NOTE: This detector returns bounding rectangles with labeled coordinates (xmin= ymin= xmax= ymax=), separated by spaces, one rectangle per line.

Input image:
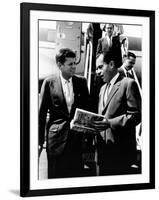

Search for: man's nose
xmin=96 ymin=69 xmax=102 ymax=76
xmin=71 ymin=64 xmax=76 ymax=69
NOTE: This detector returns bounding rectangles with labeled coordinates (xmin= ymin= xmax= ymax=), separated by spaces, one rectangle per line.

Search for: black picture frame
xmin=20 ymin=2 xmax=155 ymax=197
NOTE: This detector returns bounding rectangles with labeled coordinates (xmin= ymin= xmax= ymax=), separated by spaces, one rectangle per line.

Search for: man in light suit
xmin=39 ymin=48 xmax=90 ymax=178
xmin=96 ymin=23 xmax=122 ymax=67
xmin=93 ymin=51 xmax=141 ymax=175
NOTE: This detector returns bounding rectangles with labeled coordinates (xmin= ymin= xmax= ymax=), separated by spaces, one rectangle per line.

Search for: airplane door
xmin=56 ymin=21 xmax=82 ymax=63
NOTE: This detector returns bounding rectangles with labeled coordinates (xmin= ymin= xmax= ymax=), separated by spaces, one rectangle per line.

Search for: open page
xmin=70 ymin=108 xmax=105 ymax=134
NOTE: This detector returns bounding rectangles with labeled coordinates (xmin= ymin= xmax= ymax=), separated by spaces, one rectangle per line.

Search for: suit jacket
xmin=118 ymin=66 xmax=135 ymax=79
xmin=98 ymin=74 xmax=141 ymax=164
xmin=39 ymin=73 xmax=90 ymax=157
xmin=96 ymin=35 xmax=122 ymax=66
xmin=118 ymin=66 xmax=142 ymax=89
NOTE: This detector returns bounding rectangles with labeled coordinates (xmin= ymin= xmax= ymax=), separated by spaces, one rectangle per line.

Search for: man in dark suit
xmin=93 ymin=51 xmax=141 ymax=175
xmin=118 ymin=51 xmax=142 ymax=171
xmin=119 ymin=51 xmax=136 ymax=78
xmin=96 ymin=23 xmax=122 ymax=67
xmin=119 ymin=51 xmax=141 ymax=87
xmin=39 ymin=48 xmax=90 ymax=178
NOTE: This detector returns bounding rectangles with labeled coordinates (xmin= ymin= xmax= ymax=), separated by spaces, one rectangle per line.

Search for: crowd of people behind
xmin=39 ymin=23 xmax=142 ymax=179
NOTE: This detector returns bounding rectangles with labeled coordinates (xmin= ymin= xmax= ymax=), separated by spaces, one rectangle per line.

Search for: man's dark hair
xmin=56 ymin=48 xmax=76 ymax=65
xmin=124 ymin=51 xmax=136 ymax=59
xmin=103 ymin=50 xmax=121 ymax=68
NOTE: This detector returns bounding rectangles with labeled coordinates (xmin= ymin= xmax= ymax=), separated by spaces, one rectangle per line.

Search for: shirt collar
xmin=106 ymin=35 xmax=112 ymax=40
xmin=109 ymin=72 xmax=120 ymax=86
xmin=121 ymin=64 xmax=127 ymax=73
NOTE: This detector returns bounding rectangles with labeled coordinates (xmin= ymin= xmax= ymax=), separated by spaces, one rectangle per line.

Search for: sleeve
xmin=39 ymin=79 xmax=50 ymax=146
xmin=109 ymin=80 xmax=141 ymax=130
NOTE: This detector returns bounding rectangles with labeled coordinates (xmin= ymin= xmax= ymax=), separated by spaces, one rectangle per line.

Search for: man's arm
xmin=109 ymin=79 xmax=141 ymax=130
xmin=39 ymin=79 xmax=50 ymax=147
xmin=93 ymin=79 xmax=141 ymax=132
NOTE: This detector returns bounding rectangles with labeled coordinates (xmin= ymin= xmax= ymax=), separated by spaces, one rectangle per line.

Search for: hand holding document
xmin=93 ymin=118 xmax=110 ymax=132
xmin=70 ymin=108 xmax=105 ymax=134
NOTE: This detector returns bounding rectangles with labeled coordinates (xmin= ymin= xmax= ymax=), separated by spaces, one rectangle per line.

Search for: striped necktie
xmin=100 ymin=82 xmax=114 ymax=143
xmin=126 ymin=70 xmax=134 ymax=79
xmin=103 ymin=83 xmax=111 ymax=108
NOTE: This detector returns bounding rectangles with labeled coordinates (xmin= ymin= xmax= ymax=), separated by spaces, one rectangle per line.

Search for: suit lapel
xmin=70 ymin=76 xmax=78 ymax=112
xmin=72 ymin=76 xmax=77 ymax=95
xmin=102 ymin=75 xmax=123 ymax=115
xmin=56 ymin=76 xmax=64 ymax=100
xmin=53 ymin=75 xmax=69 ymax=114
xmin=105 ymin=82 xmax=120 ymax=107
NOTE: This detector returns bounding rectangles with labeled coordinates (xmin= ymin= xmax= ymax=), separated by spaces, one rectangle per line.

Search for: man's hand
xmin=93 ymin=118 xmax=110 ymax=132
xmin=70 ymin=119 xmax=98 ymax=134
xmin=70 ymin=119 xmax=75 ymax=130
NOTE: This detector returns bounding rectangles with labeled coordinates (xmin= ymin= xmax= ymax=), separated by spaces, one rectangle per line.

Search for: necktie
xmin=126 ymin=70 xmax=134 ymax=79
xmin=65 ymin=81 xmax=74 ymax=112
xmin=103 ymin=83 xmax=111 ymax=108
xmin=100 ymin=83 xmax=114 ymax=143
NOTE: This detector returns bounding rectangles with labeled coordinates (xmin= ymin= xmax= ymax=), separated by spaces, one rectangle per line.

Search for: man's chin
xmin=70 ymin=73 xmax=75 ymax=77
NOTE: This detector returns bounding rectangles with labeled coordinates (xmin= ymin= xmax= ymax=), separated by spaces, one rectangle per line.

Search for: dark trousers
xmin=97 ymin=139 xmax=136 ymax=176
xmin=48 ymin=152 xmax=83 ymax=178
xmin=47 ymin=131 xmax=84 ymax=179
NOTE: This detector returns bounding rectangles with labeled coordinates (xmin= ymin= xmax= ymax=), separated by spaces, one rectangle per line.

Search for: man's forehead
xmin=106 ymin=24 xmax=113 ymax=28
xmin=65 ymin=57 xmax=76 ymax=62
xmin=128 ymin=56 xmax=136 ymax=61
xmin=96 ymin=54 xmax=104 ymax=67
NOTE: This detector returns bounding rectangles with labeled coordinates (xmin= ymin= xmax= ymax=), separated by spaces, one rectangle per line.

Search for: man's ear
xmin=57 ymin=62 xmax=61 ymax=68
xmin=109 ymin=60 xmax=115 ymax=69
xmin=122 ymin=56 xmax=127 ymax=63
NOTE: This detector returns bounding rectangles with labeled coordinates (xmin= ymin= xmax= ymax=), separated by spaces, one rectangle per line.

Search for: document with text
xmin=70 ymin=108 xmax=105 ymax=134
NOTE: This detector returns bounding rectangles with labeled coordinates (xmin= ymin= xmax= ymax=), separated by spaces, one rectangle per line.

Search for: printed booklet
xmin=70 ymin=108 xmax=105 ymax=134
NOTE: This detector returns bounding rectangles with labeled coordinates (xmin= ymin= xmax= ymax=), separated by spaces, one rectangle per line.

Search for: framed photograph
xmin=20 ymin=2 xmax=155 ymax=197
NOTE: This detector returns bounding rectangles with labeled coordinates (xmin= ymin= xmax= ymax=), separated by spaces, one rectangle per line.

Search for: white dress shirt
xmin=106 ymin=35 xmax=112 ymax=48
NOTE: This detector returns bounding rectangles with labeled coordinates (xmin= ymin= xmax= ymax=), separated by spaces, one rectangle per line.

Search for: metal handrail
xmin=132 ymin=68 xmax=142 ymax=96
xmin=84 ymin=43 xmax=90 ymax=79
xmin=87 ymin=41 xmax=93 ymax=92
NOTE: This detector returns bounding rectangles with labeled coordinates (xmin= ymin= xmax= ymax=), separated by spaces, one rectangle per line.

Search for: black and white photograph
xmin=20 ymin=2 xmax=155 ymax=197
xmin=38 ymin=20 xmax=142 ymax=179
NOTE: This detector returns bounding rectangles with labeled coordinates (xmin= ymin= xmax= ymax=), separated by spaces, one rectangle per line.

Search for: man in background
xmin=119 ymin=51 xmax=142 ymax=170
xmin=119 ymin=51 xmax=136 ymax=78
xmin=96 ymin=23 xmax=122 ymax=67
